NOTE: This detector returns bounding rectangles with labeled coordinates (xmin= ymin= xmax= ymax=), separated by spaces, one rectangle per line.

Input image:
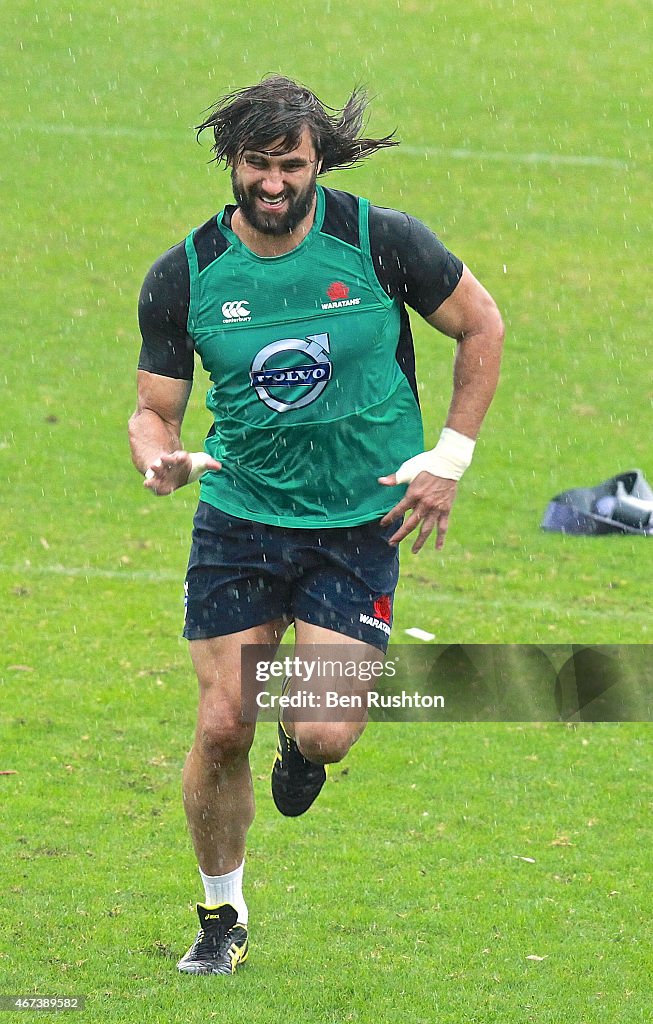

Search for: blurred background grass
xmin=3 ymin=0 xmax=650 ymax=644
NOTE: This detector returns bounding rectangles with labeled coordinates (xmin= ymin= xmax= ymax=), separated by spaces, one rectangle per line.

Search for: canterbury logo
xmin=221 ymin=300 xmax=251 ymax=319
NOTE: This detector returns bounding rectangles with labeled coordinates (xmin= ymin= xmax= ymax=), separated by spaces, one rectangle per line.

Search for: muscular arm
xmin=380 ymin=265 xmax=504 ymax=551
xmin=128 ymin=371 xmax=220 ymax=495
xmin=427 ymin=265 xmax=504 ymax=439
xmin=129 ymin=370 xmax=191 ymax=471
xmin=131 ymin=240 xmax=219 ymax=495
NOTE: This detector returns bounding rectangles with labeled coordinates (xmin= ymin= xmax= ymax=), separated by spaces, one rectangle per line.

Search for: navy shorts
xmin=183 ymin=501 xmax=400 ymax=652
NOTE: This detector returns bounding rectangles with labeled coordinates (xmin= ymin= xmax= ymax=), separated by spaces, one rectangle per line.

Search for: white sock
xmin=199 ymin=861 xmax=248 ymax=925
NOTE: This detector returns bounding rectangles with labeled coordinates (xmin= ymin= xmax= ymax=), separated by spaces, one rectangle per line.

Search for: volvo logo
xmin=250 ymin=333 xmax=332 ymax=413
xmin=222 ymin=299 xmax=251 ymax=321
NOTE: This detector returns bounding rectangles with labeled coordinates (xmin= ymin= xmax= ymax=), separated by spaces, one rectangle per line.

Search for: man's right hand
xmin=144 ymin=450 xmax=221 ymax=496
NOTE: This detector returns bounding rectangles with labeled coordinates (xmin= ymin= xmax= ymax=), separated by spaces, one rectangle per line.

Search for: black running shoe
xmin=271 ymin=718 xmax=326 ymax=817
xmin=177 ymin=903 xmax=248 ymax=975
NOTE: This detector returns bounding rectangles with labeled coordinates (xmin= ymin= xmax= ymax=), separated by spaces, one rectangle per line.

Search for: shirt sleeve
xmin=368 ymin=205 xmax=463 ymax=318
xmin=137 ymin=242 xmax=195 ymax=380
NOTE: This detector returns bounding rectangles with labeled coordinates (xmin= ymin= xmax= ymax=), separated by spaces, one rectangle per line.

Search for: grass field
xmin=1 ymin=0 xmax=651 ymax=1020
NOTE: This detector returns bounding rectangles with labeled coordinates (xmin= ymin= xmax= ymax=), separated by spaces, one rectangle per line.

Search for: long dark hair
xmin=196 ymin=75 xmax=399 ymax=173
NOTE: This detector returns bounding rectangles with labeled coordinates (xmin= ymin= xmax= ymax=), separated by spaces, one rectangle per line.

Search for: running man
xmin=128 ymin=75 xmax=504 ymax=975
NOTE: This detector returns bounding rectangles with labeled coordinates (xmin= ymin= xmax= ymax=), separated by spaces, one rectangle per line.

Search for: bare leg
xmin=287 ymin=620 xmax=383 ymax=765
xmin=182 ymin=619 xmax=287 ymax=875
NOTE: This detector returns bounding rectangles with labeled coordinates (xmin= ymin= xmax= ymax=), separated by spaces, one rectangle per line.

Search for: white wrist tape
xmin=187 ymin=452 xmax=214 ymax=484
xmin=394 ymin=428 xmax=476 ymax=484
xmin=144 ymin=451 xmax=213 ymax=484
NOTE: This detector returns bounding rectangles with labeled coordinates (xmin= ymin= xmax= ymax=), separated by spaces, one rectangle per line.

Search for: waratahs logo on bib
xmin=327 ymin=281 xmax=349 ymax=301
xmin=322 ymin=281 xmax=361 ymax=310
xmin=249 ymin=333 xmax=332 ymax=413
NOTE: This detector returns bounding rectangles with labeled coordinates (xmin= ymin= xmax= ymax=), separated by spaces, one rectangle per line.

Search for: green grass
xmin=1 ymin=0 xmax=651 ymax=1020
xmin=2 ymin=700 xmax=652 ymax=1022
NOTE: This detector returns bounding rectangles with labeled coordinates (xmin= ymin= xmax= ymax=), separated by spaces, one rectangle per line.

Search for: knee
xmin=195 ymin=712 xmax=254 ymax=769
xmin=294 ymin=722 xmax=360 ymax=765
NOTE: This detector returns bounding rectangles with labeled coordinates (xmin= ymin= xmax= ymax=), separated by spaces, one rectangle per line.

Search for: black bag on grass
xmin=541 ymin=469 xmax=653 ymax=536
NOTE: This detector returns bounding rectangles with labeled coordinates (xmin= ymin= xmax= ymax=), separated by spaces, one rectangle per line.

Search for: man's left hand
xmin=378 ymin=472 xmax=458 ymax=552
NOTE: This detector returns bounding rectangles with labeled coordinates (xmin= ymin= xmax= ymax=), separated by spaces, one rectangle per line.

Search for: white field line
xmin=9 ymin=121 xmax=630 ymax=169
xmin=0 ymin=562 xmax=647 ymax=623
xmin=0 ymin=563 xmax=179 ymax=581
xmin=399 ymin=144 xmax=630 ymax=170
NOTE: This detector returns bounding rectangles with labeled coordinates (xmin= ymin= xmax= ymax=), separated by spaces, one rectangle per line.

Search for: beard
xmin=231 ymin=166 xmax=318 ymax=236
